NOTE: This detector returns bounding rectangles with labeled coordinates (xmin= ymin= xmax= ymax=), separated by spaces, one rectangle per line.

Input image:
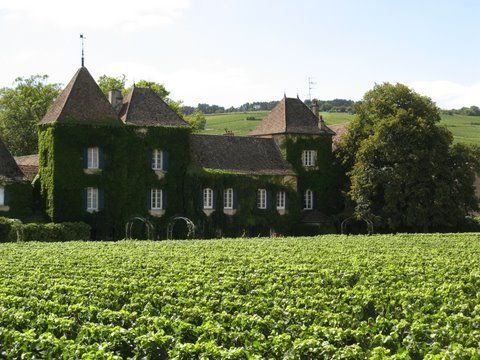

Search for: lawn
xmin=1 ymin=234 xmax=479 ymax=358
xmin=202 ymin=111 xmax=480 ymax=146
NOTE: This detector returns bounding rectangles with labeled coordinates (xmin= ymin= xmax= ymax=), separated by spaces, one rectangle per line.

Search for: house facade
xmin=3 ymin=66 xmax=341 ymax=239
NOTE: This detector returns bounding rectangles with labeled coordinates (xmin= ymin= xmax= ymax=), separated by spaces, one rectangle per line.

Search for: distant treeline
xmin=183 ymin=99 xmax=357 ymax=115
xmin=184 ymin=100 xmax=480 ymax=116
xmin=442 ymin=106 xmax=480 ymax=116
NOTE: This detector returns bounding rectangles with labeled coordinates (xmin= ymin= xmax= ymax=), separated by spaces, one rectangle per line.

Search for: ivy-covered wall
xmin=38 ymin=123 xmax=341 ymax=239
xmin=0 ymin=181 xmax=33 ymax=219
xmin=184 ymin=167 xmax=300 ymax=238
xmin=38 ymin=123 xmax=191 ymax=239
xmin=280 ymin=134 xmax=343 ymax=215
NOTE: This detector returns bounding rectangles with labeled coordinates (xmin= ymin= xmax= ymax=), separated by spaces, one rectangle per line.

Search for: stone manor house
xmin=0 ymin=66 xmax=343 ymax=239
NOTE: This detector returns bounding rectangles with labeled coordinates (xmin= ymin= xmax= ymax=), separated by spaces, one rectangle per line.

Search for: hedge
xmin=0 ymin=218 xmax=91 ymax=242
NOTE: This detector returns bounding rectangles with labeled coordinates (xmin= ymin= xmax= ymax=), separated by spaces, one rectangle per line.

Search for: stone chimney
xmin=311 ymin=99 xmax=319 ymax=118
xmin=318 ymin=115 xmax=326 ymax=129
xmin=108 ymin=89 xmax=123 ymax=112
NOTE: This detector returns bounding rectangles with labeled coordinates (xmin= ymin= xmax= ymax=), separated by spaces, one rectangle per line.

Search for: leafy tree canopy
xmin=97 ymin=74 xmax=126 ymax=96
xmin=0 ymin=75 xmax=61 ymax=156
xmin=185 ymin=110 xmax=207 ymax=131
xmin=338 ymin=83 xmax=480 ymax=232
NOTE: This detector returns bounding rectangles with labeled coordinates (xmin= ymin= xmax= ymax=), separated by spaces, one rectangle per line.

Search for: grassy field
xmin=1 ymin=234 xmax=480 ymax=358
xmin=202 ymin=111 xmax=480 ymax=146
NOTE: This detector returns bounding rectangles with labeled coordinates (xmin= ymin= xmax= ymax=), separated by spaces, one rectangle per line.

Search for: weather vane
xmin=80 ymin=34 xmax=86 ymax=67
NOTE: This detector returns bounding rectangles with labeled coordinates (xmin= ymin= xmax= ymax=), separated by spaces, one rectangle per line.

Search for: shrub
xmin=19 ymin=222 xmax=91 ymax=241
xmin=0 ymin=220 xmax=91 ymax=242
xmin=0 ymin=217 xmax=19 ymax=242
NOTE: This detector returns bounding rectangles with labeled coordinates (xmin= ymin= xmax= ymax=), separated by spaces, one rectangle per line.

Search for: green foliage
xmin=340 ymin=83 xmax=480 ymax=232
xmin=0 ymin=75 xmax=61 ymax=155
xmin=0 ymin=181 xmax=33 ymax=220
xmin=284 ymin=135 xmax=343 ymax=215
xmin=38 ymin=123 xmax=192 ymax=239
xmin=185 ymin=110 xmax=207 ymax=131
xmin=1 ymin=234 xmax=480 ymax=357
xmin=97 ymin=74 xmax=127 ymax=96
xmin=14 ymin=222 xmax=91 ymax=241
xmin=126 ymin=80 xmax=170 ymax=99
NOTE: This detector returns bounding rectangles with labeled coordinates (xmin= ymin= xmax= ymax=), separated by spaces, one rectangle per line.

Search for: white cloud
xmin=409 ymin=80 xmax=480 ymax=109
xmin=0 ymin=0 xmax=190 ymax=32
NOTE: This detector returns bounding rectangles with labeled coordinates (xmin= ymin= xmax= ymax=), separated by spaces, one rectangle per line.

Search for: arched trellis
xmin=341 ymin=216 xmax=374 ymax=235
xmin=125 ymin=216 xmax=155 ymax=240
xmin=166 ymin=216 xmax=196 ymax=240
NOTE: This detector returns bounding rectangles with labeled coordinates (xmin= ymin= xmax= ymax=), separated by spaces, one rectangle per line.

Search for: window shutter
xmin=256 ymin=190 xmax=260 ymax=209
xmin=285 ymin=193 xmax=289 ymax=210
xmin=233 ymin=189 xmax=238 ymax=209
xmin=83 ymin=148 xmax=88 ymax=168
xmin=99 ymin=148 xmax=105 ymax=169
xmin=162 ymin=189 xmax=168 ymax=209
xmin=266 ymin=190 xmax=273 ymax=209
xmin=4 ymin=189 xmax=10 ymax=206
xmin=147 ymin=189 xmax=152 ymax=210
xmin=147 ymin=149 xmax=153 ymax=169
xmin=199 ymin=189 xmax=204 ymax=209
xmin=82 ymin=188 xmax=87 ymax=211
xmin=163 ymin=151 xmax=169 ymax=171
xmin=99 ymin=189 xmax=105 ymax=210
xmin=212 ymin=189 xmax=217 ymax=209
xmin=312 ymin=191 xmax=317 ymax=210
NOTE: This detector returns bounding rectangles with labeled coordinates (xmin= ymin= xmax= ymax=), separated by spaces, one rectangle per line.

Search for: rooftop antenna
xmin=308 ymin=77 xmax=316 ymax=101
xmin=80 ymin=34 xmax=86 ymax=67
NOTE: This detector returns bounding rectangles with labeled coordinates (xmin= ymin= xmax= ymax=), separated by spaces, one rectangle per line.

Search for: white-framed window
xmin=304 ymin=189 xmax=313 ymax=210
xmin=87 ymin=147 xmax=99 ymax=169
xmin=276 ymin=191 xmax=286 ymax=210
xmin=152 ymin=149 xmax=163 ymax=170
xmin=257 ymin=189 xmax=267 ymax=209
xmin=151 ymin=189 xmax=163 ymax=210
xmin=203 ymin=188 xmax=213 ymax=209
xmin=87 ymin=187 xmax=99 ymax=212
xmin=0 ymin=186 xmax=4 ymax=206
xmin=302 ymin=150 xmax=317 ymax=167
xmin=224 ymin=188 xmax=234 ymax=209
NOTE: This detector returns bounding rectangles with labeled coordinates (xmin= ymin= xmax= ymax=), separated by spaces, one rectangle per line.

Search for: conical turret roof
xmin=40 ymin=67 xmax=118 ymax=124
xmin=250 ymin=96 xmax=335 ymax=136
xmin=0 ymin=136 xmax=25 ymax=182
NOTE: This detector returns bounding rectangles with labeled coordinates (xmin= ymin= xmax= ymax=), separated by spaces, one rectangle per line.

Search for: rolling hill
xmin=201 ymin=111 xmax=480 ymax=146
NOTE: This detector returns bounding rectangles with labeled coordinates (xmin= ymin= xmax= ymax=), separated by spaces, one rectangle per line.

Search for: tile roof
xmin=250 ymin=97 xmax=335 ymax=136
xmin=119 ymin=87 xmax=189 ymax=127
xmin=190 ymin=134 xmax=295 ymax=176
xmin=0 ymin=137 xmax=26 ymax=182
xmin=40 ymin=67 xmax=118 ymax=124
xmin=14 ymin=155 xmax=39 ymax=181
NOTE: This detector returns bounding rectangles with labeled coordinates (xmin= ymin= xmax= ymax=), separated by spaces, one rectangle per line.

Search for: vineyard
xmin=1 ymin=234 xmax=480 ymax=358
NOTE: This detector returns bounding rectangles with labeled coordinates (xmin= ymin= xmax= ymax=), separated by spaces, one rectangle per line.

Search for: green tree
xmin=127 ymin=80 xmax=169 ymax=99
xmin=97 ymin=74 xmax=126 ymax=96
xmin=185 ymin=110 xmax=207 ymax=131
xmin=0 ymin=75 xmax=61 ymax=155
xmin=339 ymin=83 xmax=480 ymax=232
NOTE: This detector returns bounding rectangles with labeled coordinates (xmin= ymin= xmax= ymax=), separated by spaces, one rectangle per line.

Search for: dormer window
xmin=87 ymin=147 xmax=99 ymax=169
xmin=152 ymin=149 xmax=163 ymax=170
xmin=302 ymin=150 xmax=317 ymax=168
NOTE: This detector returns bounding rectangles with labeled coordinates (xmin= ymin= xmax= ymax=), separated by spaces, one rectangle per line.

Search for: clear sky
xmin=0 ymin=0 xmax=479 ymax=108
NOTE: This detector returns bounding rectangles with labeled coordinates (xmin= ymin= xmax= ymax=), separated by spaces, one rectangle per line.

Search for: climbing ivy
xmin=37 ymin=124 xmax=339 ymax=239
